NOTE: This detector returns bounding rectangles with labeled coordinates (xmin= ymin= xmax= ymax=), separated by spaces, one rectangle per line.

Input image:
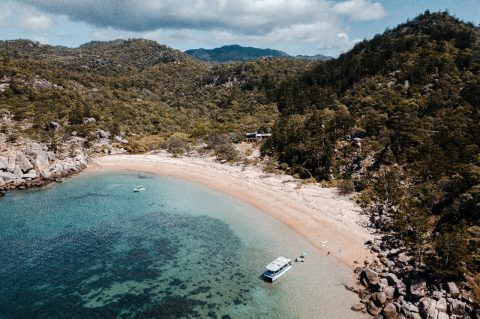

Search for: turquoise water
xmin=0 ymin=171 xmax=363 ymax=319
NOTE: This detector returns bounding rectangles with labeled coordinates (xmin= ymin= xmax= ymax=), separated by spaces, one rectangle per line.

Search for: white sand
xmin=90 ymin=152 xmax=373 ymax=268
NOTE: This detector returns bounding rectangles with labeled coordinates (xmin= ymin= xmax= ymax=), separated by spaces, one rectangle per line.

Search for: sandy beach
xmin=91 ymin=152 xmax=374 ymax=268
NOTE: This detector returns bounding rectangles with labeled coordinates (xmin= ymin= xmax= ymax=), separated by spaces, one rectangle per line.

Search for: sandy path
xmin=90 ymin=153 xmax=373 ymax=268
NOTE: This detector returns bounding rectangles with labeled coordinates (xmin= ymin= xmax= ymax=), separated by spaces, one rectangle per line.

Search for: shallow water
xmin=0 ymin=171 xmax=364 ymax=318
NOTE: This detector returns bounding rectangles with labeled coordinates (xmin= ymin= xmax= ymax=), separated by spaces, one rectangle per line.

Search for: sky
xmin=0 ymin=0 xmax=478 ymax=56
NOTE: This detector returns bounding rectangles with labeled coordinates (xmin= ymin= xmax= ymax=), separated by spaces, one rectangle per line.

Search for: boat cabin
xmin=263 ymin=256 xmax=292 ymax=282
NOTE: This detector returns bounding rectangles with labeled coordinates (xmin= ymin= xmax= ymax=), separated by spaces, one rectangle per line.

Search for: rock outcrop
xmin=348 ymin=231 xmax=478 ymax=318
xmin=346 ymin=182 xmax=479 ymax=319
xmin=351 ymin=262 xmax=476 ymax=319
xmin=0 ymin=138 xmax=88 ymax=191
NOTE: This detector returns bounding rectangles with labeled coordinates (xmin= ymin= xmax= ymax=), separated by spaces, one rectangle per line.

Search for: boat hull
xmin=263 ymin=264 xmax=292 ymax=282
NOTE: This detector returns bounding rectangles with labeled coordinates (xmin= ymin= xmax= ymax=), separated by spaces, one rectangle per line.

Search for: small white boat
xmin=133 ymin=185 xmax=146 ymax=192
xmin=263 ymin=256 xmax=292 ymax=282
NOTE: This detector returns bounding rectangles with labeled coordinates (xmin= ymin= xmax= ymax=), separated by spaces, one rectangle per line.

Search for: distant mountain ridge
xmin=185 ymin=44 xmax=332 ymax=62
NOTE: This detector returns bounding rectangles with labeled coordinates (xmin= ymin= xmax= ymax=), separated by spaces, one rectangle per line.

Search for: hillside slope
xmin=265 ymin=11 xmax=480 ymax=300
xmin=186 ymin=44 xmax=332 ymax=62
xmin=0 ymin=39 xmax=311 ymax=151
xmin=185 ymin=44 xmax=289 ymax=62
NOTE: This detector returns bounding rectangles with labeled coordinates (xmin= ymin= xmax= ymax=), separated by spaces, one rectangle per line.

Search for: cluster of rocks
xmin=0 ymin=118 xmax=134 ymax=193
xmin=347 ymin=234 xmax=478 ymax=319
xmin=0 ymin=140 xmax=87 ymax=192
xmin=349 ymin=262 xmax=476 ymax=319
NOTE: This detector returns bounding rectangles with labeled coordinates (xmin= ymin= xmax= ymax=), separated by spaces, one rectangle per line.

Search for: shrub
xmin=162 ymin=134 xmax=190 ymax=156
xmin=337 ymin=179 xmax=356 ymax=195
xmin=204 ymin=133 xmax=238 ymax=161
xmin=137 ymin=135 xmax=165 ymax=151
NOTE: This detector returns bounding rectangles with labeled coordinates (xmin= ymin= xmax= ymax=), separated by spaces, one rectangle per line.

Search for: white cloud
xmin=8 ymin=0 xmax=388 ymax=55
xmin=14 ymin=0 xmax=386 ymax=32
xmin=332 ymin=0 xmax=387 ymax=21
xmin=19 ymin=12 xmax=53 ymax=33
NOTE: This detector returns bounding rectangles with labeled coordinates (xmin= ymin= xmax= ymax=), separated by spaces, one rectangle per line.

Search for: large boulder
xmin=385 ymin=286 xmax=396 ymax=300
xmin=351 ymin=303 xmax=366 ymax=313
xmin=446 ymin=282 xmax=460 ymax=298
xmin=409 ymin=278 xmax=427 ymax=299
xmin=16 ymin=153 xmax=33 ymax=172
xmin=383 ymin=273 xmax=401 ymax=286
xmin=0 ymin=176 xmax=4 ymax=187
xmin=30 ymin=149 xmax=50 ymax=174
xmin=406 ymin=313 xmax=421 ymax=319
xmin=431 ymin=291 xmax=444 ymax=300
xmin=437 ymin=312 xmax=448 ymax=319
xmin=380 ymin=278 xmax=389 ymax=289
xmin=6 ymin=155 xmax=16 ymax=172
xmin=402 ymin=302 xmax=419 ymax=314
xmin=13 ymin=164 xmax=23 ymax=177
xmin=419 ymin=298 xmax=440 ymax=319
xmin=375 ymin=291 xmax=387 ymax=305
xmin=40 ymin=169 xmax=51 ymax=179
xmin=427 ymin=308 xmax=438 ymax=319
xmin=0 ymin=171 xmax=15 ymax=183
xmin=364 ymin=268 xmax=381 ymax=285
xmin=419 ymin=298 xmax=432 ymax=318
xmin=368 ymin=300 xmax=382 ymax=316
xmin=388 ymin=248 xmax=402 ymax=256
xmin=383 ymin=303 xmax=399 ymax=319
xmin=449 ymin=299 xmax=465 ymax=316
xmin=397 ymin=280 xmax=408 ymax=296
xmin=397 ymin=253 xmax=412 ymax=264
xmin=435 ymin=298 xmax=447 ymax=313
xmin=23 ymin=169 xmax=37 ymax=179
xmin=114 ymin=135 xmax=129 ymax=144
xmin=96 ymin=129 xmax=111 ymax=139
xmin=74 ymin=154 xmax=87 ymax=167
xmin=46 ymin=151 xmax=55 ymax=162
xmin=0 ymin=155 xmax=6 ymax=170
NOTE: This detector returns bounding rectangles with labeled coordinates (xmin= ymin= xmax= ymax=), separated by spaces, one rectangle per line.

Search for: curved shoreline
xmin=90 ymin=153 xmax=374 ymax=269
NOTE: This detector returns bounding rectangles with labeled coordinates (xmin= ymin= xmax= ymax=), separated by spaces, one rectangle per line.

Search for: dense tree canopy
xmin=264 ymin=11 xmax=480 ymax=298
xmin=0 ymin=39 xmax=310 ymax=147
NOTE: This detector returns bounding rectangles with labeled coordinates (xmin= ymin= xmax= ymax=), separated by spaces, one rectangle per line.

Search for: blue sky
xmin=0 ymin=0 xmax=478 ymax=56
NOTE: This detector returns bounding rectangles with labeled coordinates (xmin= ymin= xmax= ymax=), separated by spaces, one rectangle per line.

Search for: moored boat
xmin=263 ymin=256 xmax=292 ymax=282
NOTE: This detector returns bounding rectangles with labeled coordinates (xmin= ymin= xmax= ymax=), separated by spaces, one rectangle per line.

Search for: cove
xmin=0 ymin=171 xmax=364 ymax=319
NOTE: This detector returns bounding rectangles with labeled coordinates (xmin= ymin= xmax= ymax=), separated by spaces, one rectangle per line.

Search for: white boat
xmin=263 ymin=256 xmax=292 ymax=282
xmin=133 ymin=185 xmax=146 ymax=192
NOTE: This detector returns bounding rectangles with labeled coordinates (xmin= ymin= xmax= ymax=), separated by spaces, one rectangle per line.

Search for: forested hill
xmin=185 ymin=44 xmax=332 ymax=62
xmin=185 ymin=44 xmax=289 ymax=62
xmin=264 ymin=11 xmax=480 ymax=298
xmin=0 ymin=38 xmax=311 ymax=151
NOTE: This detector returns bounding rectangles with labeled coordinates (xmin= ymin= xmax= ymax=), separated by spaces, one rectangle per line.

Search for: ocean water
xmin=0 ymin=171 xmax=364 ymax=319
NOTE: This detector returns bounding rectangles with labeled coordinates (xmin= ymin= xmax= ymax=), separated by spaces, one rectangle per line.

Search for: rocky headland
xmin=0 ymin=136 xmax=88 ymax=193
xmin=348 ymin=206 xmax=479 ymax=319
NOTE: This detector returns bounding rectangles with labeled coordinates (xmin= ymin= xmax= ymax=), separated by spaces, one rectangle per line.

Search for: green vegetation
xmin=185 ymin=44 xmax=289 ymax=62
xmin=264 ymin=11 xmax=480 ymax=298
xmin=185 ymin=44 xmax=332 ymax=62
xmin=0 ymin=39 xmax=311 ymax=147
xmin=1 ymin=11 xmax=478 ymax=300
